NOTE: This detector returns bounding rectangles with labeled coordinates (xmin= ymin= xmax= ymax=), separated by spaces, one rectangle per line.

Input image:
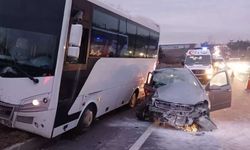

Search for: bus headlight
xmin=32 ymin=99 xmax=40 ymax=106
xmin=18 ymin=94 xmax=50 ymax=112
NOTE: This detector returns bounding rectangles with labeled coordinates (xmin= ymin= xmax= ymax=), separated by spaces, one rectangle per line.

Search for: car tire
xmin=136 ymin=100 xmax=150 ymax=121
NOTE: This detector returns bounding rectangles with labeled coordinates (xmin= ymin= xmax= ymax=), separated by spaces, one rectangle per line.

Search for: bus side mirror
xmin=67 ymin=24 xmax=83 ymax=59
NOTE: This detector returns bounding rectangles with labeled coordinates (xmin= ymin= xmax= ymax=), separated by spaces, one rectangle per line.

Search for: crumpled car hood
xmin=156 ymin=82 xmax=204 ymax=105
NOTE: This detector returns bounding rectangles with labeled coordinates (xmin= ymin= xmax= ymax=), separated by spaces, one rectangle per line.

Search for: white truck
xmin=184 ymin=49 xmax=214 ymax=84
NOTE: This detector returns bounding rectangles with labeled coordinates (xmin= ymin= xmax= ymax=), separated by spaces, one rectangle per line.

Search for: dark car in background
xmin=136 ymin=68 xmax=232 ymax=130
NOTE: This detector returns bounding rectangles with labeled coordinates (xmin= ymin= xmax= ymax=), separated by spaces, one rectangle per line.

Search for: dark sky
xmin=101 ymin=0 xmax=250 ymax=44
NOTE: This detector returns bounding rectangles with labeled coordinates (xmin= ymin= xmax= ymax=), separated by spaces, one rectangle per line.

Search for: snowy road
xmin=139 ymin=77 xmax=250 ymax=150
xmin=42 ymin=76 xmax=250 ymax=150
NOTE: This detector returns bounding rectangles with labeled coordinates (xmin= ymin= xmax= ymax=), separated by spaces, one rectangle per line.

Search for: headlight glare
xmin=32 ymin=99 xmax=40 ymax=106
xmin=205 ymin=68 xmax=213 ymax=75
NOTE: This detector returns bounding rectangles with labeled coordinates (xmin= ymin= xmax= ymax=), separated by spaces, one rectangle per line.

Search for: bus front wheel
xmin=77 ymin=107 xmax=95 ymax=131
xmin=82 ymin=109 xmax=94 ymax=128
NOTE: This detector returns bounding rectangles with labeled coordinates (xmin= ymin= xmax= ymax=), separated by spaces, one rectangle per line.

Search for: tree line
xmin=227 ymin=40 xmax=250 ymax=51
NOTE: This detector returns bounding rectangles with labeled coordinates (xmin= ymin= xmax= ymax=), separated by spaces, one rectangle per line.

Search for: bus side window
xmin=89 ymin=29 xmax=118 ymax=57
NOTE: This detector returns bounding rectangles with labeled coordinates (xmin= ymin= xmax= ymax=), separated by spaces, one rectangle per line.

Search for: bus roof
xmin=87 ymin=0 xmax=160 ymax=32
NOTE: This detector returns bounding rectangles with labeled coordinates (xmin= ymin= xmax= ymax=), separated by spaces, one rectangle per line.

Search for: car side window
xmin=210 ymin=72 xmax=228 ymax=87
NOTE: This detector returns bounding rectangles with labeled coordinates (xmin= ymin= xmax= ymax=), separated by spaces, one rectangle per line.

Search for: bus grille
xmin=0 ymin=102 xmax=14 ymax=119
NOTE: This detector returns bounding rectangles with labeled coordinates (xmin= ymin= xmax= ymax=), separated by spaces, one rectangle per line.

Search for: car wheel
xmin=136 ymin=106 xmax=149 ymax=121
xmin=136 ymin=99 xmax=150 ymax=121
xmin=129 ymin=92 xmax=138 ymax=108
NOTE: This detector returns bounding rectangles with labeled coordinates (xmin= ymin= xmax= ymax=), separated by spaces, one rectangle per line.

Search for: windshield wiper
xmin=11 ymin=59 xmax=39 ymax=84
xmin=15 ymin=65 xmax=39 ymax=84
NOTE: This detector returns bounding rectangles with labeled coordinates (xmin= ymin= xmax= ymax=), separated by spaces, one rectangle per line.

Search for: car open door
xmin=206 ymin=71 xmax=232 ymax=111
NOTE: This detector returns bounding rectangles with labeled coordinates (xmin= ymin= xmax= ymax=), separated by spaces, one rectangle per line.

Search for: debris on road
xmin=196 ymin=116 xmax=217 ymax=131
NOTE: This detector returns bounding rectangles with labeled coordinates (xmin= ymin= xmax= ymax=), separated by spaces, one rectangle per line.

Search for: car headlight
xmin=205 ymin=68 xmax=213 ymax=75
xmin=205 ymin=68 xmax=214 ymax=79
xmin=214 ymin=62 xmax=220 ymax=67
xmin=195 ymin=101 xmax=210 ymax=111
xmin=195 ymin=101 xmax=208 ymax=108
xmin=17 ymin=94 xmax=50 ymax=112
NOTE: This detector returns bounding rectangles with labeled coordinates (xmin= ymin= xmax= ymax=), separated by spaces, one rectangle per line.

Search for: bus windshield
xmin=0 ymin=0 xmax=66 ymax=77
xmin=185 ymin=55 xmax=211 ymax=66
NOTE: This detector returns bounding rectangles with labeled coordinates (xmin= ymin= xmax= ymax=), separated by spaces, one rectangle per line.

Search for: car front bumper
xmin=149 ymin=102 xmax=208 ymax=128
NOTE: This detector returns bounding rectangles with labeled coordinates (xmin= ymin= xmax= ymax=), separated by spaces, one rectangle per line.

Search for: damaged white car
xmin=136 ymin=68 xmax=232 ymax=131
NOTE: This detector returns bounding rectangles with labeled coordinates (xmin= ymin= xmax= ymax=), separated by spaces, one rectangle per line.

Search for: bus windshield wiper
xmin=11 ymin=59 xmax=39 ymax=84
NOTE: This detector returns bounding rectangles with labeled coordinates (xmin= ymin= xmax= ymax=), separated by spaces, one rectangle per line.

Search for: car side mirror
xmin=67 ymin=24 xmax=83 ymax=59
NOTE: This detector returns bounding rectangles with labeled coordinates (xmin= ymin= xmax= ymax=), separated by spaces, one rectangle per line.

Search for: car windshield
xmin=152 ymin=68 xmax=200 ymax=88
xmin=0 ymin=0 xmax=65 ymax=77
xmin=185 ymin=55 xmax=211 ymax=66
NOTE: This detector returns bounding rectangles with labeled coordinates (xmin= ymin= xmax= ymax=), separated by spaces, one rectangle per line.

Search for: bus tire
xmin=76 ymin=106 xmax=95 ymax=131
xmin=129 ymin=92 xmax=138 ymax=108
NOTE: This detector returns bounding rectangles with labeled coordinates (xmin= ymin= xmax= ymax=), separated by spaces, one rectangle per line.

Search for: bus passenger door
xmin=54 ymin=6 xmax=92 ymax=129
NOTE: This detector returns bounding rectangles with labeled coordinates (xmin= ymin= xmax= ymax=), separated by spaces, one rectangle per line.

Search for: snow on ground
xmin=107 ymin=117 xmax=150 ymax=128
xmin=152 ymin=127 xmax=221 ymax=150
xmin=145 ymin=78 xmax=250 ymax=150
xmin=151 ymin=114 xmax=250 ymax=150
